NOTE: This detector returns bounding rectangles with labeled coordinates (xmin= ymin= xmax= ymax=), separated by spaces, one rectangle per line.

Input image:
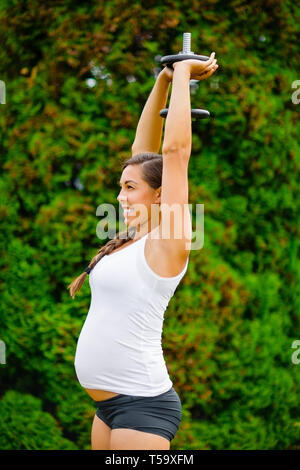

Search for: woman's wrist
xmin=158 ymin=67 xmax=173 ymax=84
xmin=173 ymin=61 xmax=191 ymax=75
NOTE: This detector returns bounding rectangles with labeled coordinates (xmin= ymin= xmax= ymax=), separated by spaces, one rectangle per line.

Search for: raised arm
xmin=162 ymin=53 xmax=217 ymax=159
xmin=131 ymin=68 xmax=172 ymax=155
xmin=158 ymin=54 xmax=218 ymax=256
xmin=162 ymin=64 xmax=192 ymax=159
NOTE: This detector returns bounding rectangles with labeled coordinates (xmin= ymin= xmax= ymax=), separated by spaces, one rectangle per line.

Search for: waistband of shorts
xmin=94 ymin=386 xmax=174 ymax=407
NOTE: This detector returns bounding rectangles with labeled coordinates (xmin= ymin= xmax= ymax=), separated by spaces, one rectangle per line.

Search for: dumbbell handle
xmin=161 ymin=32 xmax=209 ymax=69
xmin=182 ymin=32 xmax=192 ymax=54
xmin=159 ymin=32 xmax=212 ymax=120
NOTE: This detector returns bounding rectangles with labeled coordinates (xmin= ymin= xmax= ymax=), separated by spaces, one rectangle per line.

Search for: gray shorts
xmin=94 ymin=386 xmax=182 ymax=442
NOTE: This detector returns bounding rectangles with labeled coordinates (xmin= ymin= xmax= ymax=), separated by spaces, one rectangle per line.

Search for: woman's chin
xmin=123 ymin=216 xmax=134 ymax=228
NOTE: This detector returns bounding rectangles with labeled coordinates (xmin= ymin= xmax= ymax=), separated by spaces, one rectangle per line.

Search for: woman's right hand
xmin=173 ymin=52 xmax=218 ymax=80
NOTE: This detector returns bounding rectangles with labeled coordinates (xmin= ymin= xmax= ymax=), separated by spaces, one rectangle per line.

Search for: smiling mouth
xmin=122 ymin=207 xmax=134 ymax=215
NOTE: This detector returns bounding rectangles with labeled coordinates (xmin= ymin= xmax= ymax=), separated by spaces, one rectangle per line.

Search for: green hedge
xmin=0 ymin=0 xmax=299 ymax=450
xmin=0 ymin=390 xmax=77 ymax=450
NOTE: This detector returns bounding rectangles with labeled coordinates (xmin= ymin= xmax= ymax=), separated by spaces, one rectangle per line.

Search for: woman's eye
xmin=119 ymin=185 xmax=133 ymax=190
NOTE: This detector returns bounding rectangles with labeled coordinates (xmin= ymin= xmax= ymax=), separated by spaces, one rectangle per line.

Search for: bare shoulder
xmin=144 ymin=226 xmax=190 ymax=278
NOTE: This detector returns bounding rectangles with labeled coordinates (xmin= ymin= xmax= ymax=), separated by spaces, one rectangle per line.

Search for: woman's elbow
xmin=162 ymin=144 xmax=191 ymax=160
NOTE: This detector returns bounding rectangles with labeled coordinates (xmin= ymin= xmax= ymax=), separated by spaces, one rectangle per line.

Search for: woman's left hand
xmin=160 ymin=56 xmax=218 ymax=83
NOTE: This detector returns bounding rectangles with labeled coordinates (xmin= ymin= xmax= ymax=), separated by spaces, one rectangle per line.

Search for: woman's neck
xmin=130 ymin=218 xmax=160 ymax=240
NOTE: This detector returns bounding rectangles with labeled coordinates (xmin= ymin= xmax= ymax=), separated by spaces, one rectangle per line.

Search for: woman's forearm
xmin=131 ymin=72 xmax=171 ymax=155
xmin=162 ymin=64 xmax=191 ymax=155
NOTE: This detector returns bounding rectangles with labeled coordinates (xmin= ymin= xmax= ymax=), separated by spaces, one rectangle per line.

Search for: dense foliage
xmin=0 ymin=0 xmax=299 ymax=450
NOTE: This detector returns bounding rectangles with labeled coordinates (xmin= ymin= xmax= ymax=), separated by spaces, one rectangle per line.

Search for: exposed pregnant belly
xmin=84 ymin=388 xmax=120 ymax=401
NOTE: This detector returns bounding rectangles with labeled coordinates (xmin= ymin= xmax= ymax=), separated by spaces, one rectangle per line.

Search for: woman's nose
xmin=117 ymin=191 xmax=127 ymax=203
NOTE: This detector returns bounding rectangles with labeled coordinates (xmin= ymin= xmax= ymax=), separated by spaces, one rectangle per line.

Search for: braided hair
xmin=68 ymin=152 xmax=162 ymax=299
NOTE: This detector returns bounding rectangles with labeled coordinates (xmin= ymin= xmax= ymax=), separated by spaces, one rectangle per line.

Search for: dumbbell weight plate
xmin=160 ymin=54 xmax=210 ymax=69
xmin=160 ymin=108 xmax=210 ymax=119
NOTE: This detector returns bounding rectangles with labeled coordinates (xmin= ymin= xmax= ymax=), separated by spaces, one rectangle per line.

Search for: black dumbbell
xmin=159 ymin=108 xmax=210 ymax=119
xmin=160 ymin=32 xmax=211 ymax=119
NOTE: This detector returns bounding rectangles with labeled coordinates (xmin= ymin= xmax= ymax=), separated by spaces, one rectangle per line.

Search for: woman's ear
xmin=155 ymin=187 xmax=161 ymax=204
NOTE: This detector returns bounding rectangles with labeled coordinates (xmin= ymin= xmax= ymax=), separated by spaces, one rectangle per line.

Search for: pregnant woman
xmin=68 ymin=52 xmax=218 ymax=450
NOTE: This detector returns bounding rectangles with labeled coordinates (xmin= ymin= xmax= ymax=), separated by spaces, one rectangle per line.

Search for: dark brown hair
xmin=68 ymin=152 xmax=162 ymax=298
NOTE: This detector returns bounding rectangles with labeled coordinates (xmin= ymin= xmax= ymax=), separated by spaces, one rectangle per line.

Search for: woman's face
xmin=117 ymin=164 xmax=161 ymax=228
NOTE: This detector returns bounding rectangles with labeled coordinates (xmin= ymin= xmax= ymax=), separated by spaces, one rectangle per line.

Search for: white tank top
xmin=74 ymin=231 xmax=189 ymax=396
